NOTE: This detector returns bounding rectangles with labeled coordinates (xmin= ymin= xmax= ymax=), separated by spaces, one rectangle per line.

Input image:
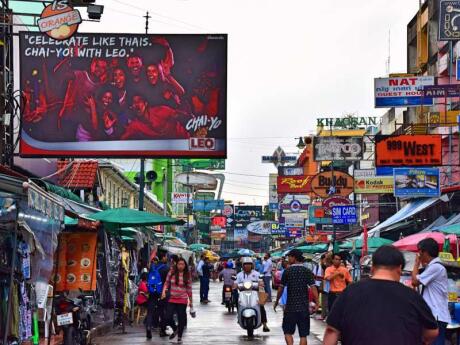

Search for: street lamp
xmin=296 ymin=137 xmax=306 ymax=150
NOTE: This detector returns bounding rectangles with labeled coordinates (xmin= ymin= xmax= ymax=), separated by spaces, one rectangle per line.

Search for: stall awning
xmin=368 ymin=198 xmax=439 ymax=238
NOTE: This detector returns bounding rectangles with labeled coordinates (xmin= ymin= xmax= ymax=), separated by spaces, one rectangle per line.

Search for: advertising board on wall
xmin=278 ymin=166 xmax=304 ymax=176
xmin=277 ymin=175 xmax=313 ymax=194
xmin=234 ymin=205 xmax=263 ymax=222
xmin=354 ymin=176 xmax=394 ymax=194
xmin=171 ymin=192 xmax=192 ymax=204
xmin=374 ymin=76 xmax=434 ymax=108
xmin=311 ymin=171 xmax=354 ymax=198
xmin=375 ymin=135 xmax=442 ymax=167
xmin=192 ymin=199 xmax=224 ymax=212
xmin=332 ymin=206 xmax=358 ymax=225
xmin=394 ymin=168 xmax=441 ymax=198
xmin=439 ymin=1 xmax=460 ymax=40
xmin=313 ymin=136 xmax=363 ymax=161
xmin=19 ymin=32 xmax=227 ymax=158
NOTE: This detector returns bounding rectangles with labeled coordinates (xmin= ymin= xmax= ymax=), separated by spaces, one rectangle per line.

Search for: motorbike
xmin=54 ymin=294 xmax=92 ymax=345
xmin=223 ymin=285 xmax=237 ymax=313
xmin=235 ymin=279 xmax=262 ymax=338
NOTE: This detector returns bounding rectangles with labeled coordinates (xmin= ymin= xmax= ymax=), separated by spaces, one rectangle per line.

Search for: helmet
xmin=227 ymin=262 xmax=234 ymax=269
xmin=241 ymin=257 xmax=253 ymax=265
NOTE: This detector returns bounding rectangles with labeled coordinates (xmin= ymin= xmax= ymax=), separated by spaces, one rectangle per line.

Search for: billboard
xmin=374 ymin=76 xmax=434 ymax=108
xmin=313 ymin=136 xmax=363 ymax=161
xmin=171 ymin=192 xmax=192 ymax=204
xmin=354 ymin=176 xmax=394 ymax=194
xmin=277 ymin=175 xmax=313 ymax=194
xmin=278 ymin=166 xmax=304 ymax=176
xmin=422 ymin=84 xmax=460 ymax=98
xmin=311 ymin=171 xmax=354 ymax=198
xmin=375 ymin=135 xmax=442 ymax=167
xmin=234 ymin=205 xmax=263 ymax=222
xmin=332 ymin=206 xmax=358 ymax=225
xmin=19 ymin=32 xmax=227 ymax=158
xmin=394 ymin=168 xmax=441 ymax=198
xmin=178 ymin=159 xmax=225 ymax=170
xmin=439 ymin=1 xmax=460 ymax=40
xmin=192 ymin=199 xmax=224 ymax=212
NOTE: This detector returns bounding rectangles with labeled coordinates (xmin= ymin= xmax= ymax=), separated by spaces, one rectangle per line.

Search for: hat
xmin=287 ymin=249 xmax=304 ymax=262
xmin=241 ymin=257 xmax=253 ymax=265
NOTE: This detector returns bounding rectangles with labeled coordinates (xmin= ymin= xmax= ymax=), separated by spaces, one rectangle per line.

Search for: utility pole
xmin=143 ymin=11 xmax=150 ymax=34
xmin=138 ymin=159 xmax=145 ymax=211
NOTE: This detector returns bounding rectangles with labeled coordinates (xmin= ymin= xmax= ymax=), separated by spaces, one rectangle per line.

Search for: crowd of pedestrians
xmin=135 ymin=238 xmax=451 ymax=345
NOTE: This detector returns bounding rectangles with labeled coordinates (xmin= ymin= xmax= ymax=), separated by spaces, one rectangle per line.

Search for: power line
xmin=222 ymin=190 xmax=268 ymax=198
xmin=226 ymin=179 xmax=269 ymax=187
xmin=225 ymin=182 xmax=268 ymax=191
xmin=223 ymin=172 xmax=270 ymax=178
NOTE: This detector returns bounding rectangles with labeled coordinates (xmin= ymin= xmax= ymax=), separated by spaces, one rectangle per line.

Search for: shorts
xmin=282 ymin=311 xmax=310 ymax=337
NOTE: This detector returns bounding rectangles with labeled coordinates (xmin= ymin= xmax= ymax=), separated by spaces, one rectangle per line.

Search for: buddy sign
xmin=311 ymin=171 xmax=354 ymax=198
xmin=38 ymin=1 xmax=82 ymax=41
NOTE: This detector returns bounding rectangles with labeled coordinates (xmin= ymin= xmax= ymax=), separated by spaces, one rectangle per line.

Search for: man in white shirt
xmin=262 ymin=253 xmax=273 ymax=302
xmin=235 ymin=257 xmax=270 ymax=332
xmin=412 ymin=238 xmax=450 ymax=345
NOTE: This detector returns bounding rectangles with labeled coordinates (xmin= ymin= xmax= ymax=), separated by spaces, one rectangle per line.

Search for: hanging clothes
xmin=19 ymin=282 xmax=32 ymax=341
xmin=18 ymin=242 xmax=31 ymax=280
xmin=9 ymin=282 xmax=19 ymax=340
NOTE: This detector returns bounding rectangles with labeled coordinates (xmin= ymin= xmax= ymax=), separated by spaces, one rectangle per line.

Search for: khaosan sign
xmin=394 ymin=168 xmax=440 ymax=198
xmin=311 ymin=171 xmax=354 ymax=198
xmin=439 ymin=1 xmax=460 ymax=40
xmin=316 ymin=117 xmax=378 ymax=128
xmin=375 ymin=135 xmax=442 ymax=167
xmin=374 ymin=76 xmax=434 ymax=107
xmin=19 ymin=32 xmax=227 ymax=158
xmin=277 ymin=175 xmax=313 ymax=194
xmin=313 ymin=136 xmax=363 ymax=161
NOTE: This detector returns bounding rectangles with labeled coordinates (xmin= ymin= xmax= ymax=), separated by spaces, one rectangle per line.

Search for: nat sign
xmin=19 ymin=32 xmax=227 ymax=158
xmin=277 ymin=175 xmax=313 ymax=194
xmin=375 ymin=135 xmax=442 ymax=167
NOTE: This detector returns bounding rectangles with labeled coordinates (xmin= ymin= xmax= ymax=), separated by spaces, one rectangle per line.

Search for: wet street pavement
xmin=93 ymin=280 xmax=325 ymax=344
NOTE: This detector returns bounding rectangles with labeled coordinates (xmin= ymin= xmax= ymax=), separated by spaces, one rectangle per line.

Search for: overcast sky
xmin=78 ymin=0 xmax=420 ymax=205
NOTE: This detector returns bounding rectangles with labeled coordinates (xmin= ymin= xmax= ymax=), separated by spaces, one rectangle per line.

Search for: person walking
xmin=323 ymin=245 xmax=438 ymax=345
xmin=161 ymin=258 xmax=193 ymax=343
xmin=274 ymin=249 xmax=318 ymax=345
xmin=197 ymin=256 xmax=212 ymax=303
xmin=262 ymin=253 xmax=273 ymax=302
xmin=145 ymin=253 xmax=170 ymax=338
xmin=235 ymin=257 xmax=270 ymax=332
xmin=412 ymin=238 xmax=450 ymax=345
xmin=312 ymin=254 xmax=328 ymax=320
xmin=324 ymin=253 xmax=352 ymax=312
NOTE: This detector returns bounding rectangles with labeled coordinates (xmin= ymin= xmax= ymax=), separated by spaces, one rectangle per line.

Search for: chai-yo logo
xmin=38 ymin=1 xmax=82 ymax=41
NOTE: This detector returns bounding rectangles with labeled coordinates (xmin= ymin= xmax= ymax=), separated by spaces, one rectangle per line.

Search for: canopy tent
xmin=271 ymin=251 xmax=284 ymax=259
xmin=436 ymin=223 xmax=460 ymax=235
xmin=393 ymin=232 xmax=457 ymax=253
xmin=188 ymin=243 xmax=210 ymax=252
xmin=339 ymin=238 xmax=394 ymax=250
xmin=297 ymin=243 xmax=329 ymax=254
xmin=89 ymin=208 xmax=184 ymax=227
xmin=367 ymin=198 xmax=439 ymax=238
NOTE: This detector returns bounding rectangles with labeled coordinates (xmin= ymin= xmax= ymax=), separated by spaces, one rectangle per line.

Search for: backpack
xmin=148 ymin=264 xmax=165 ymax=294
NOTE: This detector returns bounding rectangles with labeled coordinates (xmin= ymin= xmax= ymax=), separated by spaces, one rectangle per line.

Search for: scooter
xmin=223 ymin=285 xmax=237 ymax=313
xmin=235 ymin=279 xmax=262 ymax=338
xmin=55 ymin=294 xmax=91 ymax=345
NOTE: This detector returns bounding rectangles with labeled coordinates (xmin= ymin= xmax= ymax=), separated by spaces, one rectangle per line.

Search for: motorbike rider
xmin=219 ymin=261 xmax=237 ymax=305
xmin=234 ymin=257 xmax=270 ymax=332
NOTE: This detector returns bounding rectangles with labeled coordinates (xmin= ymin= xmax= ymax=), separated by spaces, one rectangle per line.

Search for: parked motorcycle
xmin=235 ymin=280 xmax=262 ymax=337
xmin=223 ymin=285 xmax=237 ymax=313
xmin=55 ymin=294 xmax=91 ymax=345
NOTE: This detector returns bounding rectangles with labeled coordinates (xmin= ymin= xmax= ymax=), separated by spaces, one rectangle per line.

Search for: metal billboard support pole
xmin=139 ymin=159 xmax=145 ymax=211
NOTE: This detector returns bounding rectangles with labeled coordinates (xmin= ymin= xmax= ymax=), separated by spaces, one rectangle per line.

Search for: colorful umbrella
xmin=392 ymin=232 xmax=457 ymax=253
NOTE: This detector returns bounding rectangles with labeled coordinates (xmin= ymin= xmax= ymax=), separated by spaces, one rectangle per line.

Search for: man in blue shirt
xmin=262 ymin=253 xmax=273 ymax=302
xmin=412 ymin=238 xmax=450 ymax=345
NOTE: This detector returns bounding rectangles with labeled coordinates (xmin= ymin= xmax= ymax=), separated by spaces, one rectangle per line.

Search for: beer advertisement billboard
xmin=19 ymin=32 xmax=227 ymax=158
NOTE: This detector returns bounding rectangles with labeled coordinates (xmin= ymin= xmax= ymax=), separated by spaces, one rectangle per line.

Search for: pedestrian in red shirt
xmin=161 ymin=258 xmax=193 ymax=343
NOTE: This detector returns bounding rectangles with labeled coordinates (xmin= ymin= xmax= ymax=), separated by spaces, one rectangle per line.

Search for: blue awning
xmin=368 ymin=198 xmax=439 ymax=238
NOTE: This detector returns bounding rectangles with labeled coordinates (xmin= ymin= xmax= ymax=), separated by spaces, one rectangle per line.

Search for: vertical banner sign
xmin=375 ymin=135 xmax=442 ymax=167
xmin=439 ymin=1 xmax=460 ymax=40
xmin=19 ymin=32 xmax=227 ymax=158
xmin=56 ymin=232 xmax=98 ymax=292
xmin=313 ymin=136 xmax=363 ymax=161
xmin=394 ymin=168 xmax=441 ymax=198
xmin=374 ymin=76 xmax=434 ymax=107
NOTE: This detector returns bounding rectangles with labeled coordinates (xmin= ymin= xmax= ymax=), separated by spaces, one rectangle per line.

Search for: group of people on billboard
xmin=22 ymin=35 xmax=226 ymax=143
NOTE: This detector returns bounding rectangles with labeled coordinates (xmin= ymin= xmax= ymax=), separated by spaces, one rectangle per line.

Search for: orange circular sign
xmin=311 ymin=171 xmax=354 ymax=198
xmin=38 ymin=1 xmax=82 ymax=41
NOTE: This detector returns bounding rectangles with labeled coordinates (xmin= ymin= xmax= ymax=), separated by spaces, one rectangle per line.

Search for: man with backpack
xmin=146 ymin=252 xmax=170 ymax=339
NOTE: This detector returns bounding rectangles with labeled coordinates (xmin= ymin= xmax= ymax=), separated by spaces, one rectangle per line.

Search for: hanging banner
xmin=19 ymin=32 xmax=227 ymax=158
xmin=277 ymin=175 xmax=313 ymax=194
xmin=374 ymin=76 xmax=434 ymax=107
xmin=310 ymin=171 xmax=354 ymax=198
xmin=55 ymin=232 xmax=98 ymax=292
xmin=375 ymin=135 xmax=443 ymax=167
xmin=439 ymin=1 xmax=460 ymax=40
xmin=394 ymin=168 xmax=441 ymax=198
xmin=313 ymin=136 xmax=363 ymax=161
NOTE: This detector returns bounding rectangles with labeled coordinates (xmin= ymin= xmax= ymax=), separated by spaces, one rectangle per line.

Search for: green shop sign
xmin=316 ymin=117 xmax=378 ymax=128
xmin=179 ymin=159 xmax=225 ymax=170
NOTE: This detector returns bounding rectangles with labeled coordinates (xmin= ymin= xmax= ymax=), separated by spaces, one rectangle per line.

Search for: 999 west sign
xmin=375 ymin=135 xmax=442 ymax=167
